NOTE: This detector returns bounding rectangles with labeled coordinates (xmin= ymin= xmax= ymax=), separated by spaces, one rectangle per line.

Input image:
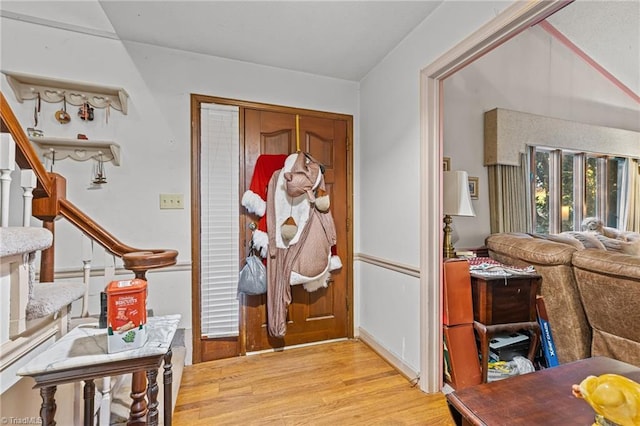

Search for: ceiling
xmin=1 ymin=1 xmax=638 ymax=91
xmin=99 ymin=1 xmax=444 ymax=81
xmin=546 ymin=0 xmax=639 ymax=96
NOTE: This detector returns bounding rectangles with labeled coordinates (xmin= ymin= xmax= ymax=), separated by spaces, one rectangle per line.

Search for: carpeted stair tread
xmin=26 ymin=281 xmax=86 ymax=320
xmin=0 ymin=227 xmax=52 ymax=258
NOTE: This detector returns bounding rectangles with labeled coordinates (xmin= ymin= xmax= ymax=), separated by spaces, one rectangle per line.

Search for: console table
xmin=470 ymin=272 xmax=541 ymax=383
xmin=18 ymin=314 xmax=180 ymax=426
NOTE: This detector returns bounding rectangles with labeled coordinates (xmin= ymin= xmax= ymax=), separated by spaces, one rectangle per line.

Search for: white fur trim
xmin=290 ymin=253 xmax=332 ymax=287
xmin=290 ymin=263 xmax=330 ymax=285
xmin=242 ymin=190 xmax=266 ymax=217
xmin=329 ymin=255 xmax=342 ymax=271
xmin=274 ymin=154 xmax=310 ymax=248
xmin=302 ymin=273 xmax=330 ymax=292
xmin=252 ymin=230 xmax=269 ymax=258
xmin=312 ymin=164 xmax=323 ymax=190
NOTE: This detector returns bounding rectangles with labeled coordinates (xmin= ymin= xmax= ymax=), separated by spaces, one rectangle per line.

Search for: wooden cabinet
xmin=471 ymin=273 xmax=539 ymax=325
xmin=470 ymin=272 xmax=541 ymax=383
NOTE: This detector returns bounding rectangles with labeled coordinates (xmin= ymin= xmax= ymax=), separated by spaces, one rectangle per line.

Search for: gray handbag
xmin=238 ymin=251 xmax=267 ymax=295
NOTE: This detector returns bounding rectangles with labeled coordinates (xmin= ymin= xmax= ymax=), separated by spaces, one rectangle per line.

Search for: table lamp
xmin=443 ymin=170 xmax=476 ymax=258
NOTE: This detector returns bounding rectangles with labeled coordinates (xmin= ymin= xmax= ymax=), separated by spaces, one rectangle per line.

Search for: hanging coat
xmin=265 ymin=152 xmax=340 ymax=338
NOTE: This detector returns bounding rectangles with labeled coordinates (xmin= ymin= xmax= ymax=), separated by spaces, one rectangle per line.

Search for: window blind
xmin=200 ymin=103 xmax=240 ymax=338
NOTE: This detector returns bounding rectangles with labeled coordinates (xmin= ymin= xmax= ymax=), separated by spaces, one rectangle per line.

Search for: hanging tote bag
xmin=238 ymin=252 xmax=267 ymax=296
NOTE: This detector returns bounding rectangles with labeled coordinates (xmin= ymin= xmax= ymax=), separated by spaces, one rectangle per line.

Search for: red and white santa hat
xmin=241 ymin=154 xmax=287 ymax=257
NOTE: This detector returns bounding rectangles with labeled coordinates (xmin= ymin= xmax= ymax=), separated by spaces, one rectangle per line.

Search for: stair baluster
xmin=0 ymin=133 xmax=15 ymax=227
xmin=20 ymin=170 xmax=36 ymax=227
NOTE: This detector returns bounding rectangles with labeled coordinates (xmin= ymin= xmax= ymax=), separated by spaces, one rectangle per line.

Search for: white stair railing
xmin=81 ymin=235 xmax=93 ymax=318
xmin=0 ymin=133 xmax=16 ymax=227
xmin=1 ymin=135 xmax=86 ymax=395
xmin=20 ymin=169 xmax=36 ymax=227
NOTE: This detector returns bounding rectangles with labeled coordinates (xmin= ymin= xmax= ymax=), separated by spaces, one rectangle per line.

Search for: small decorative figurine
xmin=572 ymin=374 xmax=640 ymax=426
xmin=55 ymin=98 xmax=71 ymax=124
xmin=78 ymin=102 xmax=94 ymax=121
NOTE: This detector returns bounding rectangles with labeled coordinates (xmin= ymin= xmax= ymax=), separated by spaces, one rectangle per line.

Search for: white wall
xmin=444 ymin=25 xmax=640 ymax=248
xmin=1 ymin=8 xmax=358 ymax=351
xmin=357 ymin=1 xmax=514 ymax=374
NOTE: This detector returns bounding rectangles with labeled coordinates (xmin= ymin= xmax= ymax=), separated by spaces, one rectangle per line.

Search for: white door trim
xmin=418 ymin=0 xmax=572 ymax=393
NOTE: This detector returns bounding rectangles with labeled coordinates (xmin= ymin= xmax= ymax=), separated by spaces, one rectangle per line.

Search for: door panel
xmin=243 ymin=111 xmax=348 ymax=351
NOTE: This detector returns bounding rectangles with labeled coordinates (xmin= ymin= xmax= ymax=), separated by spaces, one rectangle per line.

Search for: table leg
xmin=473 ymin=322 xmax=490 ymax=383
xmin=526 ymin=325 xmax=541 ymax=363
xmin=163 ymin=348 xmax=173 ymax=426
xmin=83 ymin=379 xmax=95 ymax=426
xmin=127 ymin=371 xmax=147 ymax=425
xmin=39 ymin=386 xmax=57 ymax=426
xmin=146 ymin=367 xmax=159 ymax=426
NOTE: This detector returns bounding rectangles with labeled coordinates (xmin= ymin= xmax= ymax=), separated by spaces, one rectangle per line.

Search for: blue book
xmin=536 ymin=296 xmax=559 ymax=368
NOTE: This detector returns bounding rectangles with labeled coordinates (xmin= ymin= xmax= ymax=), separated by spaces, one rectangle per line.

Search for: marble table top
xmin=18 ymin=314 xmax=181 ymax=377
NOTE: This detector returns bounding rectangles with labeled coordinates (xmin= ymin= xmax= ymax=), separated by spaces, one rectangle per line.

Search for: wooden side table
xmin=447 ymin=356 xmax=640 ymax=425
xmin=18 ymin=314 xmax=180 ymax=426
xmin=470 ymin=272 xmax=541 ymax=383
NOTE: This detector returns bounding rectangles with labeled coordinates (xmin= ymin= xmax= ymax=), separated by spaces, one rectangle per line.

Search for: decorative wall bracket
xmin=2 ymin=71 xmax=129 ymax=114
xmin=29 ymin=137 xmax=121 ymax=166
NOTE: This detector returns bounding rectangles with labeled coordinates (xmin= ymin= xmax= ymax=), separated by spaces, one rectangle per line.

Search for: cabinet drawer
xmin=471 ymin=274 xmax=539 ymax=325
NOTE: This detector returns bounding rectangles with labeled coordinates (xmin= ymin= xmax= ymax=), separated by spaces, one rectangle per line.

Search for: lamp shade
xmin=443 ymin=170 xmax=475 ymax=217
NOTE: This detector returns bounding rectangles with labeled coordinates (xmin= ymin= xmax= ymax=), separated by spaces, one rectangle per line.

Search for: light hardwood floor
xmin=173 ymin=339 xmax=455 ymax=425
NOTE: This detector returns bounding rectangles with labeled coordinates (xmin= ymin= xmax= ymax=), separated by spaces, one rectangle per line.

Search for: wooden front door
xmin=243 ymin=108 xmax=351 ymax=351
xmin=191 ymin=95 xmax=352 ymax=363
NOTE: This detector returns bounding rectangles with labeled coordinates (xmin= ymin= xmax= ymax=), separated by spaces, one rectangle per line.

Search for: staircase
xmin=0 ymin=91 xmax=180 ymax=424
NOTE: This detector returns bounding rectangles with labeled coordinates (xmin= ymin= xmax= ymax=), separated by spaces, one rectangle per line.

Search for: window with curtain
xmin=531 ymin=146 xmax=626 ymax=234
xmin=200 ymin=103 xmax=240 ymax=338
xmin=488 ymin=152 xmax=532 ymax=234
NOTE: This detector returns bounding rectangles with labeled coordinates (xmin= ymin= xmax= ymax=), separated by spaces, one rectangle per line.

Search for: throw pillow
xmin=595 ymin=234 xmax=640 ymax=256
xmin=546 ymin=233 xmax=584 ymax=249
xmin=562 ymin=231 xmax=606 ymax=250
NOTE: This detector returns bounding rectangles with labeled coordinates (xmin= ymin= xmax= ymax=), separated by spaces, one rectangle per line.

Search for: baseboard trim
xmin=246 ymin=337 xmax=348 ymax=356
xmin=357 ymin=327 xmax=419 ymax=383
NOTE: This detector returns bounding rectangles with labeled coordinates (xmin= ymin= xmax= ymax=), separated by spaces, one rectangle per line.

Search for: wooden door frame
xmin=419 ymin=0 xmax=571 ymax=393
xmin=190 ymin=93 xmax=354 ymax=363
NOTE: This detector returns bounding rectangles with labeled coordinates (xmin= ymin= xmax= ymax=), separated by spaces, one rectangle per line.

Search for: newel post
xmin=32 ymin=173 xmax=67 ymax=282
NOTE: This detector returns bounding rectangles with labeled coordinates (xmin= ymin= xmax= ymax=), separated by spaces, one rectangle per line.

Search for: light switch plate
xmin=160 ymin=193 xmax=184 ymax=209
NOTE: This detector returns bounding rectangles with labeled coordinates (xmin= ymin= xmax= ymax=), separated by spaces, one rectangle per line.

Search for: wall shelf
xmin=29 ymin=137 xmax=121 ymax=166
xmin=2 ymin=71 xmax=129 ymax=114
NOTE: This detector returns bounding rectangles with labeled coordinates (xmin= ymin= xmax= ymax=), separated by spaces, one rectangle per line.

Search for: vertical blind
xmin=200 ymin=103 xmax=240 ymax=338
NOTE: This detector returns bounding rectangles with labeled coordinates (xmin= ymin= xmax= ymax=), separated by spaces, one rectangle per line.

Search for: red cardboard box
xmin=443 ymin=259 xmax=474 ymax=325
xmin=106 ymin=278 xmax=148 ymax=353
xmin=443 ymin=324 xmax=482 ymax=390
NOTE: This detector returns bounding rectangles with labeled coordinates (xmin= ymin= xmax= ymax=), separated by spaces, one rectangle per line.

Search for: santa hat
xmin=242 ymin=154 xmax=288 ymax=217
xmin=241 ymin=154 xmax=287 ymax=257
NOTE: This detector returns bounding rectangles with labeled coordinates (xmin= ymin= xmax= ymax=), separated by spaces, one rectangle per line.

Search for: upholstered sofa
xmin=485 ymin=232 xmax=640 ymax=367
xmin=572 ymin=249 xmax=640 ymax=367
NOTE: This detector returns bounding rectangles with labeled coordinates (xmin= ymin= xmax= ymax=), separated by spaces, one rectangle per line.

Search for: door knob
xmin=248 ymin=222 xmax=257 ymax=231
